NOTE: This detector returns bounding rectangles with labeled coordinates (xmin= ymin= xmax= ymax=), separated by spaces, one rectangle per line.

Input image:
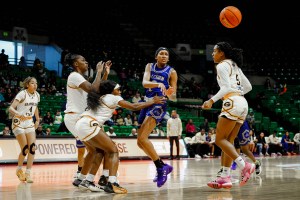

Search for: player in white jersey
xmin=75 ymin=80 xmax=166 ymax=193
xmin=202 ymin=42 xmax=254 ymax=189
xmin=9 ymin=77 xmax=40 ymax=183
xmin=63 ymin=52 xmax=111 ymax=188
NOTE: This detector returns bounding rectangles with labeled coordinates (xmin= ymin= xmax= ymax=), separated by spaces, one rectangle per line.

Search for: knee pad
xmin=22 ymin=145 xmax=29 ymax=156
xmin=29 ymin=143 xmax=36 ymax=155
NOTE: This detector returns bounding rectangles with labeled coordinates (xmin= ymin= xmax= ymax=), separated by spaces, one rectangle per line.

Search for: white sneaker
xmin=277 ymin=152 xmax=282 ymax=156
xmin=271 ymin=153 xmax=276 ymax=157
xmin=259 ymin=153 xmax=264 ymax=157
xmin=79 ymin=180 xmax=103 ymax=192
xmin=195 ymin=154 xmax=201 ymax=159
xmin=265 ymin=153 xmax=269 ymax=156
xmin=203 ymin=154 xmax=210 ymax=158
xmin=73 ymin=171 xmax=80 ymax=180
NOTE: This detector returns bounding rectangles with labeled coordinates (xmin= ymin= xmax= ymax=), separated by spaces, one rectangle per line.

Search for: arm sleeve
xmin=211 ymin=64 xmax=232 ymax=103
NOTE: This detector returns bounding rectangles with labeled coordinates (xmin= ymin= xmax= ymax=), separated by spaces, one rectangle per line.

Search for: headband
xmin=114 ymin=84 xmax=121 ymax=90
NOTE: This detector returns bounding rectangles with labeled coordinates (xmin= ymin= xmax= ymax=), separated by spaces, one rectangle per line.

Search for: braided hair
xmin=87 ymin=80 xmax=118 ymax=111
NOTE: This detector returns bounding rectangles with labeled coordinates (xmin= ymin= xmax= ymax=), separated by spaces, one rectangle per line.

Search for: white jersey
xmin=65 ymin=72 xmax=88 ymax=113
xmin=211 ymin=59 xmax=252 ymax=103
xmin=15 ymin=90 xmax=40 ymax=117
xmin=80 ymin=94 xmax=123 ymax=125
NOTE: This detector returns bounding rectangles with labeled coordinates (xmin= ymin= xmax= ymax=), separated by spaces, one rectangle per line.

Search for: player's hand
xmin=166 ymin=87 xmax=175 ymax=96
xmin=153 ymin=96 xmax=167 ymax=104
xmin=96 ymin=61 xmax=104 ymax=73
xmin=104 ymin=60 xmax=112 ymax=74
xmin=157 ymin=83 xmax=166 ymax=95
xmin=34 ymin=121 xmax=39 ymax=129
xmin=202 ymin=99 xmax=214 ymax=109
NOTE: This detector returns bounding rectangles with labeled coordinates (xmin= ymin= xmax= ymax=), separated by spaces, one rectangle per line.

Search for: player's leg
xmin=24 ymin=130 xmax=36 ymax=183
xmin=15 ymin=133 xmax=28 ymax=181
xmin=86 ymin=130 xmax=127 ymax=194
xmin=78 ymin=144 xmax=104 ymax=192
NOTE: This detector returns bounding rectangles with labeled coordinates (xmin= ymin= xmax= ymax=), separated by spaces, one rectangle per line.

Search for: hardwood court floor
xmin=1 ymin=155 xmax=300 ymax=200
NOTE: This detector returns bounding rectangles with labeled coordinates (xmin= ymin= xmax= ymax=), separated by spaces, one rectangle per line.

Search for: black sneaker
xmin=98 ymin=175 xmax=108 ymax=186
xmin=255 ymin=160 xmax=262 ymax=175
xmin=79 ymin=179 xmax=103 ymax=192
xmin=72 ymin=178 xmax=82 ymax=187
xmin=104 ymin=182 xmax=127 ymax=194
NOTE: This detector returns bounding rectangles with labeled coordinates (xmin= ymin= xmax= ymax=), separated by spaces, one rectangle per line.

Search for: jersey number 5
xmin=236 ymin=74 xmax=240 ymax=85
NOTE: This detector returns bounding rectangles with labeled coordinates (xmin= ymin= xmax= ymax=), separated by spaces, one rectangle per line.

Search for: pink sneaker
xmin=240 ymin=162 xmax=255 ymax=186
xmin=207 ymin=176 xmax=232 ymax=189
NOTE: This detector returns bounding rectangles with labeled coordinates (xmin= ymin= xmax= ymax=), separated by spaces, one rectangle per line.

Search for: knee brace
xmin=29 ymin=143 xmax=36 ymax=155
xmin=22 ymin=145 xmax=29 ymax=156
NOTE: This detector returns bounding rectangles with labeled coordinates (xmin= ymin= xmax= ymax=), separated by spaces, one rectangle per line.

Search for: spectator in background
xmin=185 ymin=119 xmax=196 ymax=138
xmin=104 ymin=118 xmax=114 ymax=126
xmin=191 ymin=129 xmax=209 ymax=159
xmin=131 ymin=92 xmax=141 ymax=103
xmin=10 ymin=77 xmax=18 ymax=88
xmin=53 ymin=110 xmax=63 ymax=125
xmin=167 ymin=110 xmax=182 ymax=160
xmin=279 ymin=83 xmax=287 ymax=96
xmin=293 ymin=131 xmax=300 ymax=153
xmin=124 ymin=114 xmax=133 ymax=126
xmin=256 ymin=132 xmax=269 ymax=156
xmin=18 ymin=56 xmax=27 ymax=68
xmin=264 ymin=78 xmax=272 ymax=90
xmin=1 ymin=126 xmax=11 ymax=136
xmin=116 ymin=114 xmax=124 ymax=126
xmin=129 ymin=128 xmax=137 ymax=137
xmin=43 ymin=111 xmax=54 ymax=125
xmin=248 ymin=129 xmax=256 ymax=153
xmin=132 ymin=116 xmax=139 ymax=127
xmin=60 ymin=48 xmax=70 ymax=78
xmin=106 ymin=127 xmax=117 ymax=137
xmin=268 ymin=130 xmax=283 ymax=156
xmin=45 ymin=128 xmax=51 ymax=136
xmin=201 ymin=118 xmax=209 ymax=132
xmin=5 ymin=88 xmax=15 ymax=103
xmin=0 ymin=91 xmax=5 ymax=103
xmin=281 ymin=131 xmax=296 ymax=155
xmin=111 ymin=114 xmax=118 ymax=126
xmin=0 ymin=49 xmax=9 ymax=69
xmin=246 ymin=110 xmax=255 ymax=130
xmin=36 ymin=125 xmax=46 ymax=136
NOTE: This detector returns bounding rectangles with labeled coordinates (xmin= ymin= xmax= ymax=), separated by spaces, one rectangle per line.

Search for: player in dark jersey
xmin=137 ymin=47 xmax=178 ymax=187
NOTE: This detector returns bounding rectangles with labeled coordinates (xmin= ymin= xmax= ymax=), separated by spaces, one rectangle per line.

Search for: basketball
xmin=219 ymin=6 xmax=242 ymax=28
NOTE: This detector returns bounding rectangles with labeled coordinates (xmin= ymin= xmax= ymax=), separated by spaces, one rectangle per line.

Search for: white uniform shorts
xmin=64 ymin=113 xmax=80 ymax=137
xmin=12 ymin=116 xmax=35 ymax=136
xmin=11 ymin=117 xmax=35 ymax=136
xmin=75 ymin=116 xmax=101 ymax=142
xmin=220 ymin=95 xmax=248 ymax=124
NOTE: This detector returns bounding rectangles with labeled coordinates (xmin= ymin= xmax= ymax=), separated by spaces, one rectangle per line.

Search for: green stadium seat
xmin=50 ymin=132 xmax=61 ymax=136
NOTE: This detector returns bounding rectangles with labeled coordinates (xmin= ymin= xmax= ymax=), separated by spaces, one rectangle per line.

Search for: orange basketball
xmin=219 ymin=6 xmax=242 ymax=28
